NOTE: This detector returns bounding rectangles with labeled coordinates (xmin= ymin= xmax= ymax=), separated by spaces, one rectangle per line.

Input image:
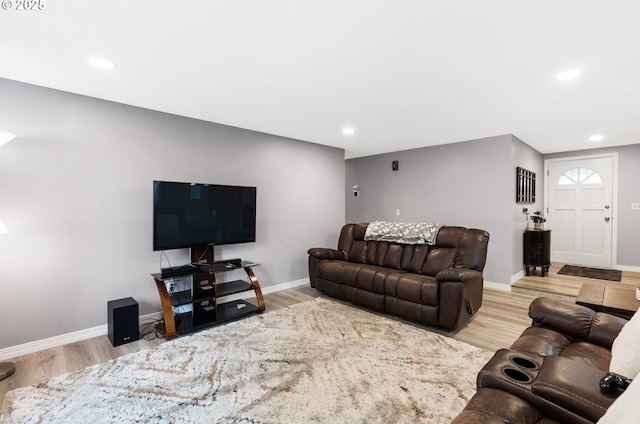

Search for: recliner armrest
xmin=528 ymin=298 xmax=626 ymax=348
xmin=307 ymin=247 xmax=345 ymax=261
xmin=531 ymin=355 xmax=619 ymax=423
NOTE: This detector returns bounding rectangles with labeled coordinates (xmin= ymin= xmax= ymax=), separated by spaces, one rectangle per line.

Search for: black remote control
xmin=600 ymin=372 xmax=632 ymax=393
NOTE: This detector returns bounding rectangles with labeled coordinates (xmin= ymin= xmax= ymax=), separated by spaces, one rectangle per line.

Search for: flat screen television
xmin=153 ymin=181 xmax=256 ymax=251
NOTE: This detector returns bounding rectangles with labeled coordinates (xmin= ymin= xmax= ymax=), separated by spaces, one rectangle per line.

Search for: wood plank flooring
xmin=2 ymin=263 xmax=638 ymax=407
xmin=513 ymin=262 xmax=640 ymax=298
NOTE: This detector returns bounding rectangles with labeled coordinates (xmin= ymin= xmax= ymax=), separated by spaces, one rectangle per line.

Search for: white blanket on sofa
xmin=364 ymin=221 xmax=443 ymax=245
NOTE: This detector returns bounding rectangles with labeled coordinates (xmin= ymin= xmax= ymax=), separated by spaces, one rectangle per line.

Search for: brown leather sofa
xmin=452 ymin=297 xmax=628 ymax=424
xmin=307 ymin=223 xmax=490 ymax=331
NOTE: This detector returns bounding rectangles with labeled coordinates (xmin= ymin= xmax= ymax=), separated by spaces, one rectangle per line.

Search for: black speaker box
xmin=108 ymin=297 xmax=139 ymax=347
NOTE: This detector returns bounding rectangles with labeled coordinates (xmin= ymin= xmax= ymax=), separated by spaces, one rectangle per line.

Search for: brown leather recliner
xmin=453 ymin=297 xmax=628 ymax=424
xmin=307 ymin=223 xmax=490 ymax=331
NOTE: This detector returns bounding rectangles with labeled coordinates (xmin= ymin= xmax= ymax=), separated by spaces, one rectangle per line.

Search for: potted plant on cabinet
xmin=531 ymin=211 xmax=546 ymax=230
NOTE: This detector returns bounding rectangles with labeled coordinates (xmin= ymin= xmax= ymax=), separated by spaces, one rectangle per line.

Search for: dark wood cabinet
xmin=523 ymin=229 xmax=551 ymax=276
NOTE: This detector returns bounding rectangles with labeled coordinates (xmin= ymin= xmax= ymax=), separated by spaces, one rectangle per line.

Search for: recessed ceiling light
xmin=589 ymin=134 xmax=604 ymax=142
xmin=556 ymin=69 xmax=581 ymax=81
xmin=342 ymin=127 xmax=355 ymax=135
xmin=0 ymin=130 xmax=16 ymax=147
xmin=89 ymin=57 xmax=115 ymax=70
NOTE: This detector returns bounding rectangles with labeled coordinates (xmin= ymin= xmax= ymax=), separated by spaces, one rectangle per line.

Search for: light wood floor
xmin=2 ymin=263 xmax=639 ymax=407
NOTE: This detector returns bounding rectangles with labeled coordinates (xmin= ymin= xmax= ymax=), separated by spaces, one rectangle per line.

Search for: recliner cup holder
xmin=509 ymin=355 xmax=539 ymax=370
xmin=501 ymin=367 xmax=532 ymax=383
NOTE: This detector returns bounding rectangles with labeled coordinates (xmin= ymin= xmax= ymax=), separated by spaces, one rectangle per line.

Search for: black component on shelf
xmin=161 ymin=263 xmax=199 ymax=279
xmin=196 ymin=262 xmax=234 ymax=272
xmin=173 ymin=311 xmax=193 ymax=333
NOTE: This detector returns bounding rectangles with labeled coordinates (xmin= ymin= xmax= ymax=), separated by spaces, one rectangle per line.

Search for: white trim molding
xmin=484 ymin=280 xmax=512 ymax=292
xmin=616 ymin=265 xmax=640 ymax=273
xmin=0 ymin=278 xmax=311 ymax=361
xmin=511 ymin=270 xmax=525 ymax=285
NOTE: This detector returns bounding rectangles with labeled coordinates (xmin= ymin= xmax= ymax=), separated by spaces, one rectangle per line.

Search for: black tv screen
xmin=153 ymin=181 xmax=256 ymax=251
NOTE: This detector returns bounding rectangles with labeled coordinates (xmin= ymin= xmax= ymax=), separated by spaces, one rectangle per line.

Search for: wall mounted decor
xmin=516 ymin=167 xmax=536 ymax=203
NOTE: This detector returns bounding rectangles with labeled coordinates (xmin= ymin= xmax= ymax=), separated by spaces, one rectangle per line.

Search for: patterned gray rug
xmin=1 ymin=298 xmax=492 ymax=423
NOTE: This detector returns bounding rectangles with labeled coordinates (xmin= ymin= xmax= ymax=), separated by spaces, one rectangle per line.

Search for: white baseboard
xmin=0 ymin=278 xmax=311 ymax=362
xmin=484 ymin=280 xmax=512 ymax=292
xmin=616 ymin=264 xmax=640 ymax=273
xmin=511 ymin=270 xmax=525 ymax=285
xmin=0 ymin=311 xmax=162 ymax=361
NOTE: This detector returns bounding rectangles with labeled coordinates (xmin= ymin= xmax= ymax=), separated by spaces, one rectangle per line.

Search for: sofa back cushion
xmin=337 ymin=223 xmax=489 ymax=276
xmin=338 ymin=223 xmax=367 ymax=263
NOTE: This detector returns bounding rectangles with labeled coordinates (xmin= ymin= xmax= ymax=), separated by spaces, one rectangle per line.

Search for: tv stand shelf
xmin=151 ymin=260 xmax=265 ymax=339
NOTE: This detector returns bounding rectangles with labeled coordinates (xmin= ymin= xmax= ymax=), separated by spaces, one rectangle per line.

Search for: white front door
xmin=545 ymin=154 xmax=616 ymax=268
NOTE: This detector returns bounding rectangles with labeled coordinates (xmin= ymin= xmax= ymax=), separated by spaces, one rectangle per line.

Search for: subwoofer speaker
xmin=108 ymin=297 xmax=139 ymax=347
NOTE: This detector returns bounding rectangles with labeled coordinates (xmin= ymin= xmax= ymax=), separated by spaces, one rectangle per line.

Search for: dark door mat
xmin=557 ymin=265 xmax=622 ymax=282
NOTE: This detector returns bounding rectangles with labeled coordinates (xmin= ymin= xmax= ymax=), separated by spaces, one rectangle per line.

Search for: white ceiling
xmin=1 ymin=1 xmax=639 ymax=159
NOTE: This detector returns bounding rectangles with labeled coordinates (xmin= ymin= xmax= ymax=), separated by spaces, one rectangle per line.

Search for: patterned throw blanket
xmin=364 ymin=221 xmax=443 ymax=245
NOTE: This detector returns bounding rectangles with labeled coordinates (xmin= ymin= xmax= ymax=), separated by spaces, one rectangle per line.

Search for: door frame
xmin=544 ymin=152 xmax=619 ymax=268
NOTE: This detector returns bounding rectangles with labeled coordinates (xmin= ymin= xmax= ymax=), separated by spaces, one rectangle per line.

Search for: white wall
xmin=0 ymin=78 xmax=345 ymax=349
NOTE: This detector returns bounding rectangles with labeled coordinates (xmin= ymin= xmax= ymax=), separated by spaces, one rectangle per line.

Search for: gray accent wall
xmin=511 ymin=137 xmax=545 ymax=278
xmin=0 ymin=78 xmax=345 ymax=350
xmin=545 ymin=144 xmax=640 ymax=268
xmin=346 ymin=134 xmax=545 ymax=286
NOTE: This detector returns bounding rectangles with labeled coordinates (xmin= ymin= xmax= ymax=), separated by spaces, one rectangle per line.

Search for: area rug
xmin=1 ymin=298 xmax=492 ymax=423
xmin=558 ymin=264 xmax=622 ymax=282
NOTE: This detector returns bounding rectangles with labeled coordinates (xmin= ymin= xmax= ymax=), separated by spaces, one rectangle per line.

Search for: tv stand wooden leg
xmin=154 ymin=277 xmax=177 ymax=339
xmin=244 ymin=267 xmax=265 ymax=311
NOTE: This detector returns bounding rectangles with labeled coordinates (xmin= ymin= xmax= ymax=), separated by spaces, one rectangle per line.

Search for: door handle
xmin=605 ymin=217 xmax=611 ymax=222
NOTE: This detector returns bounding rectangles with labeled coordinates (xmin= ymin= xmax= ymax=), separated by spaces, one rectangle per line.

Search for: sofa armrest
xmin=307 ymin=248 xmax=345 ymax=288
xmin=531 ymin=355 xmax=619 ymax=423
xmin=529 ymin=297 xmax=626 ymax=348
xmin=436 ymin=268 xmax=484 ymax=331
xmin=307 ymin=247 xmax=345 ymax=261
xmin=435 ymin=268 xmax=482 ymax=283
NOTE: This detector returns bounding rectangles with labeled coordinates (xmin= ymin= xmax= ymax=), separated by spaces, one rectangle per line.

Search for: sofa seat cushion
xmin=315 ymin=260 xmax=405 ymax=293
xmin=315 ymin=259 xmax=353 ymax=283
xmin=559 ymin=341 xmax=611 ymax=371
xmin=384 ymin=272 xmax=438 ymax=305
xmin=351 ymin=264 xmax=403 ymax=294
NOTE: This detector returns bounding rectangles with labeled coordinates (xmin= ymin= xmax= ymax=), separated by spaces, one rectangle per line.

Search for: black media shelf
xmin=151 ymin=259 xmax=265 ymax=339
xmin=192 ymin=300 xmax=261 ymax=328
xmin=169 ymin=290 xmax=192 ymax=307
xmin=217 ymin=280 xmax=255 ymax=297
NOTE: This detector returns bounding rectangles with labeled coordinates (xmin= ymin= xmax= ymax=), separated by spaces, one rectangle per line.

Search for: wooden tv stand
xmin=151 ymin=260 xmax=265 ymax=339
